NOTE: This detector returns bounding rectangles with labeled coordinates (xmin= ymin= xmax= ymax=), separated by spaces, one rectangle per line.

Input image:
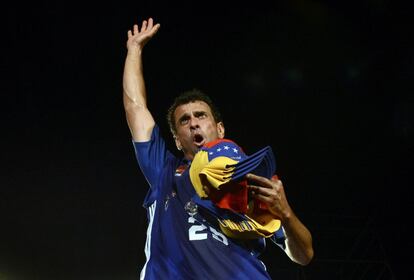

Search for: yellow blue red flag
xmin=189 ymin=139 xmax=281 ymax=239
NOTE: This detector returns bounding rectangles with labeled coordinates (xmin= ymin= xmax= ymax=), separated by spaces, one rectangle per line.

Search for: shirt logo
xmin=175 ymin=164 xmax=188 ymax=176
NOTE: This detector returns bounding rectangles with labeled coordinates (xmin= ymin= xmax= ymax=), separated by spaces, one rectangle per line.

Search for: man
xmin=122 ymin=18 xmax=314 ymax=279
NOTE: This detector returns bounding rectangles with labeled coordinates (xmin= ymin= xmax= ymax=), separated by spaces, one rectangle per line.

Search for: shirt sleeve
xmin=270 ymin=226 xmax=287 ymax=250
xmin=132 ymin=125 xmax=174 ymax=189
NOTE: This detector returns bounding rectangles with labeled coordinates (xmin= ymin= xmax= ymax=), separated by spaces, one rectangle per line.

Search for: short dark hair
xmin=167 ymin=89 xmax=222 ymax=135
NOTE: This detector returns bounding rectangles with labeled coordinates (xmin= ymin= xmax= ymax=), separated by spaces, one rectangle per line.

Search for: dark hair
xmin=167 ymin=89 xmax=222 ymax=135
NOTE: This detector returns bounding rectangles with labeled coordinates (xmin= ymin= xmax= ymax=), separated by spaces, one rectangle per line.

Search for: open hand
xmin=127 ymin=18 xmax=160 ymax=51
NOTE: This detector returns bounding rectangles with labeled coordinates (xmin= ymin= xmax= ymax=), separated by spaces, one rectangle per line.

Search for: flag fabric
xmin=189 ymin=138 xmax=281 ymax=239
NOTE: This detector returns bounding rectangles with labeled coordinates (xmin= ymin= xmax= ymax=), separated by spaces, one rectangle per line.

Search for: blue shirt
xmin=133 ymin=125 xmax=285 ymax=280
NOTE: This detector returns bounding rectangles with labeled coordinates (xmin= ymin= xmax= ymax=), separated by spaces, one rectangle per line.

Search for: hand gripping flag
xmin=189 ymin=139 xmax=281 ymax=239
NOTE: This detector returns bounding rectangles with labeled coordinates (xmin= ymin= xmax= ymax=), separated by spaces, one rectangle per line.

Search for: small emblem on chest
xmin=174 ymin=164 xmax=188 ymax=177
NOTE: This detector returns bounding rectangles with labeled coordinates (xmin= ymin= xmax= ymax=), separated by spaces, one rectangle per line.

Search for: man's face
xmin=173 ymin=101 xmax=225 ymax=160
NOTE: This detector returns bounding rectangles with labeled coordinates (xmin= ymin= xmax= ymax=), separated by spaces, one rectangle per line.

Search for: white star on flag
xmin=224 ymin=146 xmax=229 ymax=150
xmin=233 ymin=148 xmax=238 ymax=153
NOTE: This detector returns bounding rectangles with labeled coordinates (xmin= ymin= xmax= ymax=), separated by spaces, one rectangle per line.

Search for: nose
xmin=189 ymin=115 xmax=200 ymax=129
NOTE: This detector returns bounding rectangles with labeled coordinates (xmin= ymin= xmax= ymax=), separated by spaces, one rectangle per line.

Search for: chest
xmin=156 ymin=165 xmax=230 ymax=247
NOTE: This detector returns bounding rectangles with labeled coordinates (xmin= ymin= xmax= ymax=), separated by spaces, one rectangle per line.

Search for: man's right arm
xmin=123 ymin=18 xmax=160 ymax=142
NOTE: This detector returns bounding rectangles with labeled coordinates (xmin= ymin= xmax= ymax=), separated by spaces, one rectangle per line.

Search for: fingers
xmin=246 ymin=173 xmax=283 ymax=199
xmin=130 ymin=19 xmax=160 ymax=35
xmin=249 ymin=184 xmax=273 ymax=197
xmin=246 ymin=173 xmax=272 ymax=189
xmin=146 ymin=18 xmax=161 ymax=34
xmin=251 ymin=192 xmax=275 ymax=205
xmin=147 ymin=18 xmax=153 ymax=30
xmin=141 ymin=20 xmax=148 ymax=32
xmin=249 ymin=182 xmax=280 ymax=207
xmin=152 ymin=23 xmax=161 ymax=33
xmin=147 ymin=24 xmax=160 ymax=38
xmin=249 ymin=183 xmax=278 ymax=209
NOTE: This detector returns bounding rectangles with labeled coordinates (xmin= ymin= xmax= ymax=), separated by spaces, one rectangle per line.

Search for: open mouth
xmin=193 ymin=134 xmax=205 ymax=147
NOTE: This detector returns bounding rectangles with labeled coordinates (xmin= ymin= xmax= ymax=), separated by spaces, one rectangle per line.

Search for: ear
xmin=217 ymin=122 xmax=225 ymax=139
xmin=174 ymin=135 xmax=182 ymax=151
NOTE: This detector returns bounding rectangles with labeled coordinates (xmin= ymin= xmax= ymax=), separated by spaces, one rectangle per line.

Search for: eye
xmin=196 ymin=112 xmax=207 ymax=119
xmin=179 ymin=117 xmax=190 ymax=125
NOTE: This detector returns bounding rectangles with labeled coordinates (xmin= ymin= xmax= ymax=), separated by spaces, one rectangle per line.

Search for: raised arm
xmin=123 ymin=18 xmax=160 ymax=142
xmin=246 ymin=174 xmax=314 ymax=265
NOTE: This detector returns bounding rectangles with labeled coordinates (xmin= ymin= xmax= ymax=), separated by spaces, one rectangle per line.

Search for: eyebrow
xmin=193 ymin=110 xmax=207 ymax=117
xmin=177 ymin=113 xmax=190 ymax=124
xmin=177 ymin=110 xmax=208 ymax=124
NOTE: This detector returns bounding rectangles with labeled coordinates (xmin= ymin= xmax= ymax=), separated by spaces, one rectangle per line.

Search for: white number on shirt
xmin=209 ymin=226 xmax=229 ymax=245
xmin=188 ymin=216 xmax=208 ymax=240
xmin=188 ymin=217 xmax=228 ymax=246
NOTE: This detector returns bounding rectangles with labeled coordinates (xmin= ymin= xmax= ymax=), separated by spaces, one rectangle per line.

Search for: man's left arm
xmin=246 ymin=174 xmax=314 ymax=265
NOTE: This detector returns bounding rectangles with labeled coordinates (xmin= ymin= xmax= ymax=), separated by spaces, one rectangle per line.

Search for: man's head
xmin=167 ymin=89 xmax=225 ymax=160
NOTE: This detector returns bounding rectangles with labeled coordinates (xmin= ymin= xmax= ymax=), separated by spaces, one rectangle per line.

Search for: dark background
xmin=2 ymin=1 xmax=412 ymax=279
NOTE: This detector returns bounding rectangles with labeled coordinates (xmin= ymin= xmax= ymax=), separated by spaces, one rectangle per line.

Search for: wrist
xmin=279 ymin=205 xmax=294 ymax=223
xmin=126 ymin=47 xmax=143 ymax=58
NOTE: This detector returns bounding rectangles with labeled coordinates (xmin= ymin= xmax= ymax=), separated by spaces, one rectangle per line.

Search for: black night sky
xmin=2 ymin=1 xmax=413 ymax=279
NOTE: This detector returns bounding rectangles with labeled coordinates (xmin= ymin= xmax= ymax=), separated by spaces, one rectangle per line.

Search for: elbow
xmin=286 ymin=234 xmax=314 ymax=266
xmin=287 ymin=240 xmax=314 ymax=266
xmin=302 ymin=247 xmax=314 ymax=266
xmin=297 ymin=247 xmax=314 ymax=266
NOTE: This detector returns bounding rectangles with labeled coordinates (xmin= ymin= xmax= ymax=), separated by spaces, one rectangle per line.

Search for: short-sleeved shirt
xmin=133 ymin=125 xmax=286 ymax=280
